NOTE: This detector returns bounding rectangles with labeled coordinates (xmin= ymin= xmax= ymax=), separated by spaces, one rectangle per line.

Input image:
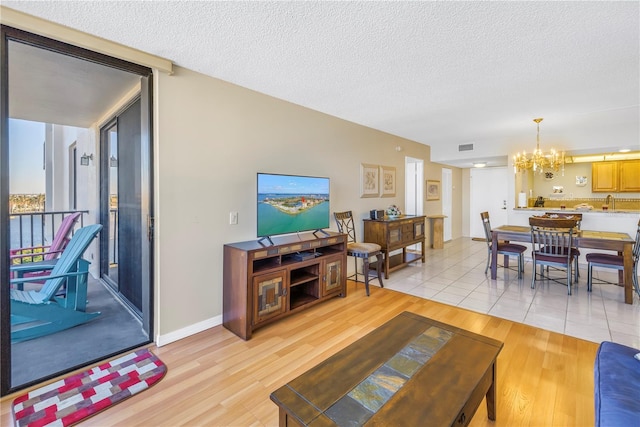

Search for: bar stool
xmin=334 ymin=211 xmax=384 ymax=296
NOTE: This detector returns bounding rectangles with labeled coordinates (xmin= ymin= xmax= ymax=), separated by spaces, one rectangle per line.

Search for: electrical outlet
xmin=229 ymin=211 xmax=238 ymax=225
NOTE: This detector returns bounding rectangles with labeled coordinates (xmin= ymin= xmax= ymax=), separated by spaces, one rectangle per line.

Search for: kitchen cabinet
xmin=593 ymin=160 xmax=640 ymax=192
xmin=592 ymin=162 xmax=618 ymax=192
xmin=619 ymin=160 xmax=640 ymax=192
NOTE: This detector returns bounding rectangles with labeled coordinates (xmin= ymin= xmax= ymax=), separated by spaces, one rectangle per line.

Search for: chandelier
xmin=513 ymin=118 xmax=565 ymax=174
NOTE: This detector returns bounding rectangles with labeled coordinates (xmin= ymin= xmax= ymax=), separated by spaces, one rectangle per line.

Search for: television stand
xmin=223 ymin=231 xmax=347 ymax=340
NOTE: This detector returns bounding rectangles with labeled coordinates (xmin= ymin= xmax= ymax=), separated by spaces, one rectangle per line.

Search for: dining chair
xmin=545 ymin=212 xmax=582 ymax=278
xmin=586 ymin=219 xmax=640 ymax=299
xmin=480 ymin=212 xmax=527 ymax=278
xmin=334 ymin=211 xmax=384 ymax=296
xmin=529 ymin=216 xmax=579 ymax=294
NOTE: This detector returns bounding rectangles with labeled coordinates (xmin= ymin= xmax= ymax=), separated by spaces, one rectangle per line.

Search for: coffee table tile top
xmin=326 ymin=326 xmax=453 ymax=425
xmin=271 ymin=312 xmax=503 ymax=426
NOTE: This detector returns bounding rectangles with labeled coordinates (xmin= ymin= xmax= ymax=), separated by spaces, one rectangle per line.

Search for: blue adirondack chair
xmin=10 ymin=224 xmax=103 ymax=343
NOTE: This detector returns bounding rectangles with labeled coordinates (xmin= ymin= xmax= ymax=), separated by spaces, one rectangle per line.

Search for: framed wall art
xmin=360 ymin=163 xmax=379 ymax=197
xmin=426 ymin=179 xmax=440 ymax=201
xmin=380 ymin=166 xmax=396 ymax=197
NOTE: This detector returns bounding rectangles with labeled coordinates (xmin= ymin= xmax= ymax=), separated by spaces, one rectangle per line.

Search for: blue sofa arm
xmin=594 ymin=341 xmax=640 ymax=426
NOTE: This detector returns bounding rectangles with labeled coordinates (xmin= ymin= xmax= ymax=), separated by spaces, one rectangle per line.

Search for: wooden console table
xmin=363 ymin=215 xmax=426 ymax=279
xmin=271 ymin=311 xmax=503 ymax=426
xmin=223 ymin=231 xmax=347 ymax=340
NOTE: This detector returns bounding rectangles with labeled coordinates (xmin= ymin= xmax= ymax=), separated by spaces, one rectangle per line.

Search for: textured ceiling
xmin=3 ymin=1 xmax=639 ymax=168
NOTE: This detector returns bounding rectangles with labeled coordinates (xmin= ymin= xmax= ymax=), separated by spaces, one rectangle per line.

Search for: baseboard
xmin=155 ymin=315 xmax=222 ymax=347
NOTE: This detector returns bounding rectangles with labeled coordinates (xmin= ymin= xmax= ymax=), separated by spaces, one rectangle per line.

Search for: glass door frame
xmin=100 ymin=118 xmax=119 ymax=291
xmin=0 ymin=24 xmax=154 ymax=396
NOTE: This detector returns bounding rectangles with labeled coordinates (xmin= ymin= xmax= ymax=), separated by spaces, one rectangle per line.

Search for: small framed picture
xmin=426 ymin=180 xmax=440 ymax=201
xmin=360 ymin=163 xmax=379 ymax=197
xmin=380 ymin=166 xmax=396 ymax=197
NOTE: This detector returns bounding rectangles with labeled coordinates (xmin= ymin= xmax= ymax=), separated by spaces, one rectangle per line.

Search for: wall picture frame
xmin=426 ymin=179 xmax=440 ymax=201
xmin=360 ymin=163 xmax=379 ymax=197
xmin=380 ymin=165 xmax=396 ymax=197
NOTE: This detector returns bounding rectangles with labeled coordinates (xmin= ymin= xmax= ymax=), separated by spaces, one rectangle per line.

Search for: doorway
xmin=469 ymin=167 xmax=509 ymax=239
xmin=1 ymin=26 xmax=153 ymax=395
xmin=405 ymin=157 xmax=424 ymax=216
xmin=442 ymin=168 xmax=452 ymax=242
xmin=405 ymin=157 xmax=424 ymax=252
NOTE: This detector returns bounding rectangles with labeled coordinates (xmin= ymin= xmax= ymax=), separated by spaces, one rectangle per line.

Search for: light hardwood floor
xmin=1 ymin=280 xmax=598 ymax=426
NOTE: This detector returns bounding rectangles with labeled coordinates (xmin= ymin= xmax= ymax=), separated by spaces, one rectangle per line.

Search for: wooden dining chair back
xmin=544 ymin=212 xmax=583 ymax=278
xmin=586 ymin=219 xmax=640 ymax=299
xmin=544 ymin=212 xmax=583 ymax=228
xmin=480 ymin=212 xmax=526 ymax=278
xmin=334 ymin=211 xmax=384 ymax=296
xmin=529 ymin=216 xmax=579 ymax=294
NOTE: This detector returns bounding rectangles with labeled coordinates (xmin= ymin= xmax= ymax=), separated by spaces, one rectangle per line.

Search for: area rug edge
xmin=12 ymin=348 xmax=167 ymax=427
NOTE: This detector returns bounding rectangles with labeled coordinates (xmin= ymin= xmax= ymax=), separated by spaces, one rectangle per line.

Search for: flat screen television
xmin=257 ymin=173 xmax=330 ymax=244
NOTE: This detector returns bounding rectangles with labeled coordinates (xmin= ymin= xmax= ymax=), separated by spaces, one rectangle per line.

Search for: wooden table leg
xmin=618 ymin=255 xmax=624 ymax=285
xmin=486 ymin=361 xmax=497 ymax=421
xmin=384 ymin=250 xmax=390 ymax=280
xmin=623 ymin=243 xmax=633 ymax=304
xmin=491 ymin=231 xmax=498 ymax=280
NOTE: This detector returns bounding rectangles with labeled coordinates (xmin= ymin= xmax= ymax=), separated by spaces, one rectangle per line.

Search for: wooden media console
xmin=223 ymin=231 xmax=347 ymax=340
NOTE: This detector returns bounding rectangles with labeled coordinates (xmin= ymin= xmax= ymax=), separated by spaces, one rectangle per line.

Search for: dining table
xmin=491 ymin=225 xmax=636 ymax=304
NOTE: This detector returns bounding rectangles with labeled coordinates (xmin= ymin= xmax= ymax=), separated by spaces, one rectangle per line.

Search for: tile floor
xmin=376 ymin=238 xmax=640 ymax=348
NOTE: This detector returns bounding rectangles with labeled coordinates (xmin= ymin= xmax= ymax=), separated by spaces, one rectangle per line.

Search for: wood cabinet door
xmin=619 ymin=160 xmax=640 ymax=192
xmin=592 ymin=162 xmax=618 ymax=192
xmin=388 ymin=225 xmax=402 ymax=246
xmin=401 ymin=222 xmax=414 ymax=243
xmin=253 ymin=270 xmax=287 ymax=325
xmin=414 ymin=220 xmax=425 ymax=239
xmin=322 ymin=255 xmax=344 ymax=296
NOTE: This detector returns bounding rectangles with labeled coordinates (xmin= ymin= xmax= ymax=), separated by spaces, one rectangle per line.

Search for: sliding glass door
xmin=1 ymin=25 xmax=154 ymax=396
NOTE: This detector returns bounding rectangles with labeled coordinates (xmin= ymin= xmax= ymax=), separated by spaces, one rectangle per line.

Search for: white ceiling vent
xmin=458 ymin=144 xmax=474 ymax=152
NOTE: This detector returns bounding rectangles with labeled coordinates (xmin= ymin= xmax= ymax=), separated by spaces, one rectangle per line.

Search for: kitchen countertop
xmin=514 ymin=207 xmax=639 ymax=214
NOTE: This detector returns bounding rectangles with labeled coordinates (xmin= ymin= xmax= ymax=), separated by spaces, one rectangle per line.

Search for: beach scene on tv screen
xmin=258 ymin=174 xmax=330 ymax=236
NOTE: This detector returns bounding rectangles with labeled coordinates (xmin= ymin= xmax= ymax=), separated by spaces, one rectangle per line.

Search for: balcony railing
xmin=9 ymin=210 xmax=88 ymax=250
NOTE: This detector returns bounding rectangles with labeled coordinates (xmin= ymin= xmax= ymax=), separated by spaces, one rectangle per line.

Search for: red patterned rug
xmin=12 ymin=348 xmax=167 ymax=427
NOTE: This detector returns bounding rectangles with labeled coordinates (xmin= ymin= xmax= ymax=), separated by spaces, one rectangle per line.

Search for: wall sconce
xmin=110 ymin=155 xmax=118 ymax=167
xmin=80 ymin=153 xmax=93 ymax=166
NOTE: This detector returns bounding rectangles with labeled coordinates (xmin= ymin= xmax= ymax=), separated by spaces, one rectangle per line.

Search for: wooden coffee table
xmin=270 ymin=311 xmax=503 ymax=426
